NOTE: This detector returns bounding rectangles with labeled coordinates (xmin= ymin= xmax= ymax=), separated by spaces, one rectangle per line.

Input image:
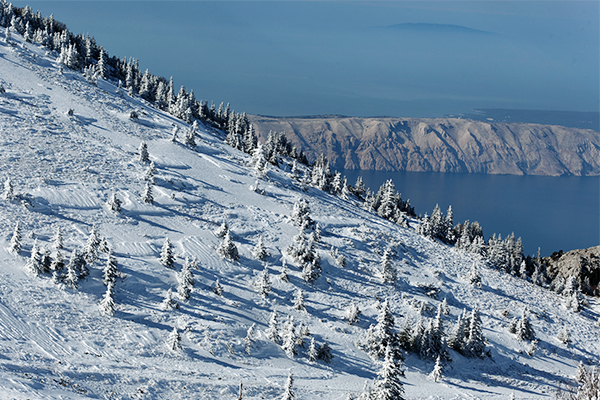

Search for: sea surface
xmin=342 ymin=170 xmax=600 ymax=257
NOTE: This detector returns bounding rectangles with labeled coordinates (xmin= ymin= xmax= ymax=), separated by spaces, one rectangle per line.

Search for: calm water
xmin=342 ymin=170 xmax=600 ymax=257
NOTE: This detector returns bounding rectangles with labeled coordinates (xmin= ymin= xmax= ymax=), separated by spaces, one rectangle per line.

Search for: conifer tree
xmin=380 ymin=247 xmax=396 ymax=284
xmin=557 ymin=327 xmax=571 ymax=344
xmin=346 ymin=302 xmax=361 ymax=325
xmin=161 ymin=289 xmax=179 ymax=311
xmin=99 ymin=282 xmax=116 ymax=316
xmin=515 ymin=308 xmax=535 ymax=341
xmin=107 ymin=193 xmax=122 ymax=213
xmin=84 ymin=226 xmax=101 ymax=264
xmin=51 ymin=249 xmax=65 ymax=273
xmin=252 ymin=236 xmax=269 ymax=260
xmin=429 ymin=355 xmax=443 ymax=382
xmin=97 ymin=48 xmax=107 ymax=79
xmin=138 ymin=141 xmax=150 ymax=163
xmin=293 ymin=289 xmax=305 ymax=311
xmin=466 ymin=263 xmax=481 ymax=287
xmin=39 ymin=248 xmax=51 ymax=274
xmin=167 ymin=327 xmax=182 ymax=351
xmin=213 ymin=279 xmax=223 ymax=296
xmin=291 ymin=198 xmax=313 ymax=228
xmin=281 ymin=373 xmax=295 ymax=400
xmin=217 ymin=231 xmax=240 ymax=261
xmin=281 ymin=317 xmax=297 ymax=357
xmin=184 ymin=127 xmax=196 ymax=147
xmin=244 ymin=323 xmax=257 ymax=355
xmin=177 ymin=258 xmax=194 ymax=300
xmin=464 ymin=308 xmax=486 ymax=358
xmin=142 ymin=181 xmax=154 ymax=204
xmin=266 ymin=310 xmax=280 ymax=343
xmin=64 ymin=251 xmax=80 ymax=289
xmin=317 ymin=341 xmax=333 ymax=364
xmin=363 ymin=299 xmax=397 ymax=359
xmin=3 ymin=177 xmax=14 ymax=200
xmin=308 ymin=337 xmax=319 ymax=362
xmin=279 ymin=260 xmax=290 ymax=282
xmin=25 ymin=239 xmax=42 ymax=276
xmin=9 ymin=221 xmax=22 ymax=255
xmin=257 ymin=264 xmax=272 ymax=298
xmin=160 ymin=237 xmax=175 ymax=268
xmin=368 ymin=344 xmax=406 ymax=400
xmin=214 ymin=221 xmax=229 ymax=238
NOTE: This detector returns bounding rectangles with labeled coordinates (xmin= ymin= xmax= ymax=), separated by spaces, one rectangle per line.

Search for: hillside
xmin=248 ymin=115 xmax=600 ymax=176
xmin=1 ymin=17 xmax=600 ymax=400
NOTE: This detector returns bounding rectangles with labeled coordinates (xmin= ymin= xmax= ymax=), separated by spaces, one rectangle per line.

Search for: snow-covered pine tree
xmin=293 ymin=289 xmax=305 ymax=311
xmin=64 ymin=250 xmax=81 ymax=289
xmin=346 ymin=302 xmax=361 ymax=325
xmin=447 ymin=309 xmax=468 ymax=352
xmin=317 ymin=341 xmax=333 ymax=364
xmin=280 ymin=373 xmax=295 ymax=400
xmin=252 ymin=236 xmax=269 ymax=260
xmin=429 ymin=355 xmax=443 ymax=382
xmin=142 ymin=181 xmax=154 ymax=204
xmin=515 ymin=308 xmax=535 ymax=341
xmin=83 ymin=226 xmax=101 ymax=264
xmin=53 ymin=226 xmax=64 ymax=250
xmin=213 ymin=279 xmax=223 ymax=296
xmin=464 ymin=308 xmax=486 ymax=358
xmin=3 ymin=177 xmax=14 ymax=200
xmin=256 ymin=264 xmax=272 ymax=298
xmin=184 ymin=127 xmax=196 ymax=147
xmin=291 ymin=198 xmax=314 ymax=228
xmin=466 ymin=263 xmax=481 ymax=287
xmin=177 ymin=258 xmax=194 ymax=300
xmin=159 ymin=237 xmax=175 ymax=268
xmin=380 ymin=247 xmax=396 ymax=284
xmin=368 ymin=344 xmax=406 ymax=400
xmin=266 ymin=310 xmax=280 ymax=343
xmin=308 ymin=337 xmax=319 ymax=362
xmin=441 ymin=298 xmax=450 ymax=315
xmin=99 ymin=282 xmax=116 ymax=316
xmin=166 ymin=327 xmax=182 ymax=351
xmin=363 ymin=299 xmax=397 ymax=359
xmin=143 ymin=161 xmax=156 ymax=184
xmin=217 ymin=231 xmax=240 ymax=261
xmin=251 ymin=142 xmax=268 ymax=177
xmin=39 ymin=247 xmax=51 ymax=274
xmin=25 ymin=239 xmax=42 ymax=276
xmin=51 ymin=249 xmax=65 ymax=273
xmin=9 ymin=221 xmax=22 ymax=254
xmin=279 ymin=260 xmax=290 ymax=282
xmin=160 ymin=289 xmax=179 ymax=311
xmin=557 ymin=327 xmax=571 ymax=344
xmin=107 ymin=192 xmax=122 ymax=213
xmin=214 ymin=221 xmax=229 ymax=238
xmin=281 ymin=317 xmax=297 ymax=357
xmin=244 ymin=323 xmax=256 ymax=355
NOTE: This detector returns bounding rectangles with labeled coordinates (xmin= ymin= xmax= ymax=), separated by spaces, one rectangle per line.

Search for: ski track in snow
xmin=0 ymin=32 xmax=599 ymax=400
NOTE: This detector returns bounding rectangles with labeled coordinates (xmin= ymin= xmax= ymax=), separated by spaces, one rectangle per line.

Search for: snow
xmin=1 ymin=33 xmax=599 ymax=400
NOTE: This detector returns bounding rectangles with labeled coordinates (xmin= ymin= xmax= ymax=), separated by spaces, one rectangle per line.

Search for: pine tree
xmin=217 ymin=231 xmax=240 ymax=261
xmin=3 ymin=177 xmax=14 ymax=200
xmin=291 ymin=198 xmax=313 ymax=228
xmin=308 ymin=337 xmax=319 ymax=362
xmin=244 ymin=323 xmax=256 ymax=355
xmin=184 ymin=127 xmax=196 ymax=147
xmin=9 ymin=221 xmax=22 ymax=254
xmin=64 ymin=251 xmax=80 ymax=289
xmin=363 ymin=299 xmax=397 ymax=359
xmin=107 ymin=193 xmax=122 ymax=212
xmin=252 ymin=236 xmax=269 ymax=260
xmin=25 ymin=239 xmax=42 ymax=276
xmin=160 ymin=289 xmax=179 ymax=311
xmin=515 ymin=308 xmax=535 ymax=341
xmin=557 ymin=327 xmax=571 ymax=344
xmin=380 ymin=247 xmax=396 ymax=284
xmin=280 ymin=373 xmax=295 ymax=400
xmin=441 ymin=298 xmax=450 ymax=315
xmin=97 ymin=48 xmax=107 ymax=79
xmin=99 ymin=282 xmax=116 ymax=316
xmin=142 ymin=181 xmax=154 ymax=204
xmin=167 ymin=327 xmax=182 ymax=351
xmin=293 ymin=289 xmax=305 ymax=311
xmin=251 ymin=142 xmax=268 ymax=177
xmin=102 ymin=251 xmax=119 ymax=286
xmin=159 ymin=237 xmax=175 ymax=268
xmin=429 ymin=355 xmax=443 ymax=382
xmin=464 ymin=308 xmax=486 ymax=358
xmin=279 ymin=260 xmax=290 ymax=282
xmin=214 ymin=221 xmax=229 ymax=238
xmin=213 ymin=279 xmax=223 ymax=296
xmin=281 ymin=317 xmax=297 ymax=357
xmin=346 ymin=302 xmax=361 ymax=325
xmin=317 ymin=341 xmax=333 ymax=364
xmin=84 ymin=226 xmax=101 ymax=264
xmin=368 ymin=344 xmax=406 ymax=400
xmin=257 ymin=264 xmax=272 ymax=298
xmin=447 ymin=310 xmax=468 ymax=352
xmin=177 ymin=258 xmax=194 ymax=300
xmin=266 ymin=310 xmax=280 ymax=343
xmin=138 ymin=141 xmax=150 ymax=163
xmin=466 ymin=263 xmax=481 ymax=287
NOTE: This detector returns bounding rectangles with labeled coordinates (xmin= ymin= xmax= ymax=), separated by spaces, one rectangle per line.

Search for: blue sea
xmin=342 ymin=170 xmax=600 ymax=257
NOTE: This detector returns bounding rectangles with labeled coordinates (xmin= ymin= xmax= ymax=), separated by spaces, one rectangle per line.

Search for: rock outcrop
xmin=249 ymin=115 xmax=600 ymax=176
xmin=544 ymin=246 xmax=600 ymax=296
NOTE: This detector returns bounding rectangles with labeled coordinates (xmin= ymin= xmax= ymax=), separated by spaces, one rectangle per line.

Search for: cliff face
xmin=249 ymin=115 xmax=600 ymax=176
xmin=544 ymin=246 xmax=600 ymax=296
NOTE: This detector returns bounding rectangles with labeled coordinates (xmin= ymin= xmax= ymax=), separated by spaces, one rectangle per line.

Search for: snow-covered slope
xmin=1 ymin=32 xmax=599 ymax=400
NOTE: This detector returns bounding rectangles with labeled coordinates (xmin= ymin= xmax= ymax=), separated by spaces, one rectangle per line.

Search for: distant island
xmin=249 ymin=115 xmax=600 ymax=176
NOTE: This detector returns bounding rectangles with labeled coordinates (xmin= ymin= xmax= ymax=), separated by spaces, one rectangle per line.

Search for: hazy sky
xmin=16 ymin=1 xmax=600 ymax=118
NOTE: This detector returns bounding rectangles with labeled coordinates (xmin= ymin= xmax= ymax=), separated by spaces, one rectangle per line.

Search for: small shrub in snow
xmin=345 ymin=302 xmax=361 ymax=325
xmin=557 ymin=328 xmax=571 ymax=345
xmin=336 ymin=254 xmax=347 ymax=267
xmin=129 ymin=110 xmax=139 ymax=120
